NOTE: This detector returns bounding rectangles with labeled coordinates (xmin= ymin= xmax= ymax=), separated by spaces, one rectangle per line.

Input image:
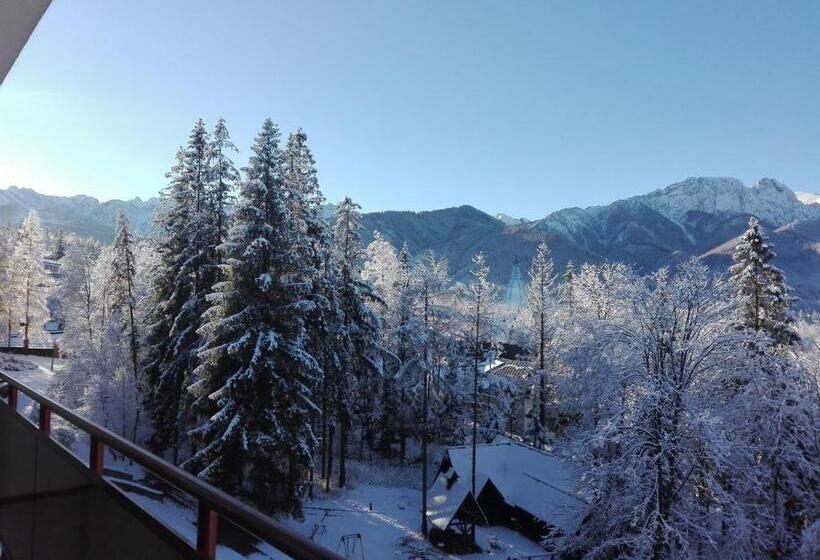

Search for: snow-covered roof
xmin=428 ymin=436 xmax=585 ymax=533
xmin=486 ymin=359 xmax=533 ymax=383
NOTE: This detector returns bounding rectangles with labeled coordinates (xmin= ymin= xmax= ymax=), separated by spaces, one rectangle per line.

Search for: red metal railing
xmin=0 ymin=370 xmax=343 ymax=560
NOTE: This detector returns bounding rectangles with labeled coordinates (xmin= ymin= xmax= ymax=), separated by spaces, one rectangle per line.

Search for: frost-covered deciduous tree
xmin=412 ymin=249 xmax=453 ymax=535
xmin=52 ymin=235 xmax=102 ymax=409
xmin=563 ymin=259 xmax=753 ymax=560
xmin=525 ymin=241 xmax=556 ymax=448
xmin=55 ymin=236 xmax=150 ymax=441
xmin=187 ymin=119 xmax=320 ymax=516
xmin=361 ymin=231 xmax=402 ymax=314
xmin=0 ymin=226 xmax=18 ymax=348
xmin=729 ymin=217 xmax=799 ymax=347
xmin=12 ymin=210 xmax=49 ymax=350
xmin=463 ymin=252 xmax=499 ymax=495
xmin=560 ymin=260 xmax=576 ymax=323
xmin=361 ymin=233 xmax=419 ymax=458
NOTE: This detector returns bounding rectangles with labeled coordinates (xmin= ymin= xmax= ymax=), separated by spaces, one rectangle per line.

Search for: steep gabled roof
xmin=427 ymin=436 xmax=585 ymax=533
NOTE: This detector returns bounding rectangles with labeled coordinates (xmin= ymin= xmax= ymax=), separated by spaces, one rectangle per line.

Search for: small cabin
xmin=427 ymin=436 xmax=584 ymax=553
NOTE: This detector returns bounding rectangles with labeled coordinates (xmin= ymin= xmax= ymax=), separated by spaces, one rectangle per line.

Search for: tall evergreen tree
xmin=331 ymin=197 xmax=383 ymax=488
xmin=187 ymin=119 xmax=320 ymax=515
xmin=111 ymin=211 xmax=140 ymax=383
xmin=282 ymin=128 xmax=327 ymax=267
xmin=143 ymin=122 xmax=210 ymax=462
xmin=281 ymin=128 xmax=344 ymax=494
xmin=729 ymin=217 xmax=799 ymax=347
xmin=207 ymin=117 xmax=239 ymax=248
xmin=525 ymin=241 xmax=555 ymax=448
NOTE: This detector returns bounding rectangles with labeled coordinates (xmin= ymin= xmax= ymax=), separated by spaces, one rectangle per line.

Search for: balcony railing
xmin=0 ymin=369 xmax=343 ymax=560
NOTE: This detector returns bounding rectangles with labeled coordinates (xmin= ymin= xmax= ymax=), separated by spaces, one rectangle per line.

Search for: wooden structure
xmin=427 ymin=437 xmax=585 ymax=553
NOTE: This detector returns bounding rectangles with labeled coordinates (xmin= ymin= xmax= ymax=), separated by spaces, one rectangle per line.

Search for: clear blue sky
xmin=1 ymin=0 xmax=819 ymax=218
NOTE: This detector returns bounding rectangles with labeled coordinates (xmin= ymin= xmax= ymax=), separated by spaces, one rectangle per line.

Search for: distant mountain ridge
xmin=359 ymin=177 xmax=820 ymax=309
xmin=3 ymin=177 xmax=819 ymax=308
xmin=0 ymin=186 xmax=158 ymax=241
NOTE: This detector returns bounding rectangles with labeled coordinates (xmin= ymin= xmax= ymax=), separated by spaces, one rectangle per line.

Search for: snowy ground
xmin=1 ymin=354 xmax=550 ymax=560
xmin=0 ymin=351 xmax=65 ymax=420
xmin=282 ymin=478 xmax=549 ymax=559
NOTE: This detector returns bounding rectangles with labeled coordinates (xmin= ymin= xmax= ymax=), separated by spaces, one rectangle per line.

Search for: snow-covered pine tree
xmin=187 ymin=119 xmax=320 ymax=515
xmin=312 ymin=262 xmax=348 ymax=491
xmin=12 ymin=210 xmax=49 ymax=350
xmin=182 ymin=119 xmax=241 ymax=451
xmin=282 ymin=128 xmax=327 ymax=265
xmin=111 ymin=212 xmax=140 ymax=382
xmin=280 ymin=127 xmax=345 ymax=495
xmin=109 ymin=211 xmax=142 ymax=440
xmin=723 ymin=222 xmax=817 ymax=557
xmin=525 ymin=241 xmax=556 ymax=448
xmin=144 ymin=118 xmax=230 ymax=462
xmin=207 ymin=117 xmax=239 ymax=247
xmin=143 ymin=145 xmax=198 ymax=460
xmin=331 ymin=197 xmax=383 ymax=488
xmin=729 ymin=217 xmax=799 ymax=347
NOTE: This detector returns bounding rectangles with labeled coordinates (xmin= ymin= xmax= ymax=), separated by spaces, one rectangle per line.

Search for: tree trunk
xmin=339 ymin=410 xmax=348 ymax=488
xmin=421 ymin=292 xmax=430 ymax=536
xmin=471 ymin=295 xmax=480 ymax=498
xmin=472 ymin=352 xmax=479 ymax=496
xmin=325 ymin=423 xmax=334 ymax=492
xmin=421 ymin=367 xmax=429 ymax=536
xmin=23 ymin=284 xmax=30 ymax=351
xmin=320 ymin=384 xmax=327 ymax=480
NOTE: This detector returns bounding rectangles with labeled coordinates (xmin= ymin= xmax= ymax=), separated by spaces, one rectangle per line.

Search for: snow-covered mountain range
xmin=3 ymin=177 xmax=819 ymax=308
xmin=494 ymin=213 xmax=530 ymax=226
xmin=359 ymin=177 xmax=820 ymax=309
xmin=0 ymin=186 xmax=158 ymax=241
xmin=796 ymin=191 xmax=820 ymax=205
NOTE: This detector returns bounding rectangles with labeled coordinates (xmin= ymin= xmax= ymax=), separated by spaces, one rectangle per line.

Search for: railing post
xmin=197 ymin=502 xmax=218 ymax=559
xmin=7 ymin=385 xmax=17 ymax=410
xmin=38 ymin=404 xmax=51 ymax=434
xmin=90 ymin=437 xmax=105 ymax=475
